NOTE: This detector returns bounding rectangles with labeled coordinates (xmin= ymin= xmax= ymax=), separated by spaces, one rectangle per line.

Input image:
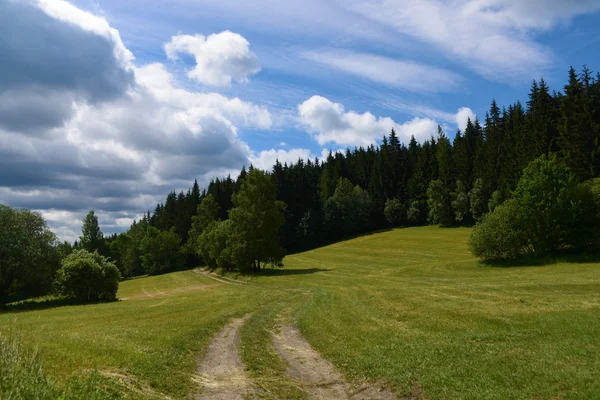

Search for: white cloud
xmin=298 ymin=95 xmax=396 ymax=147
xmin=250 ymin=148 xmax=314 ymax=171
xmin=304 ymin=50 xmax=461 ymax=92
xmin=298 ymin=96 xmax=476 ymax=147
xmin=0 ymin=0 xmax=272 ymax=241
xmin=37 ymin=0 xmax=134 ymax=67
xmin=455 ymin=107 xmax=476 ymax=132
xmin=350 ymin=0 xmax=600 ymax=81
xmin=165 ymin=31 xmax=261 ymax=87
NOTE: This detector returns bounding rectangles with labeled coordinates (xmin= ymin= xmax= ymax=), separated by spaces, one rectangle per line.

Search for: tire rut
xmin=194 ymin=315 xmax=253 ymax=399
xmin=272 ymin=322 xmax=396 ymax=400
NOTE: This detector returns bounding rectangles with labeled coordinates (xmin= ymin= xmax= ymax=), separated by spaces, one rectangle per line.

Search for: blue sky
xmin=1 ymin=0 xmax=600 ymax=240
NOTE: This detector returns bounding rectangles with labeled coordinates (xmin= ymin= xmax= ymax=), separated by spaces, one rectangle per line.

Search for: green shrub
xmin=55 ymin=250 xmax=120 ymax=302
xmin=469 ymin=200 xmax=529 ymax=260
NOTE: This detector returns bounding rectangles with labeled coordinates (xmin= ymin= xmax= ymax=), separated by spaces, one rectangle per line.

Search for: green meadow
xmin=2 ymin=226 xmax=600 ymax=399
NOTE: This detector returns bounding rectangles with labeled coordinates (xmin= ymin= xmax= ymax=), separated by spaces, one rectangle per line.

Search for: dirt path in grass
xmin=193 ymin=268 xmax=247 ymax=286
xmin=194 ymin=315 xmax=253 ymax=399
xmin=272 ymin=321 xmax=396 ymax=400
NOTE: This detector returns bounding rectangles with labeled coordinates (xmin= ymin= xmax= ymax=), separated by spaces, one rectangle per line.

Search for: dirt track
xmin=272 ymin=322 xmax=396 ymax=400
xmin=195 ymin=315 xmax=252 ymax=399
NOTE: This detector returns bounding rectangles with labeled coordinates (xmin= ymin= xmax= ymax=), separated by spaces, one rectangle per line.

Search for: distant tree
xmin=55 ymin=249 xmax=120 ymax=302
xmin=469 ymin=178 xmax=488 ymax=222
xmin=188 ymin=194 xmax=220 ymax=255
xmin=436 ymin=126 xmax=453 ymax=185
xmin=384 ymin=198 xmax=406 ymax=226
xmin=79 ymin=211 xmax=104 ymax=254
xmin=0 ymin=205 xmax=60 ymax=300
xmin=427 ymin=180 xmax=453 ymax=226
xmin=407 ymin=200 xmax=426 ymax=225
xmin=226 ymin=169 xmax=287 ymax=271
xmin=197 ymin=220 xmax=234 ymax=270
xmin=140 ymin=227 xmax=183 ymax=275
xmin=108 ymin=233 xmax=132 ymax=278
xmin=451 ymin=180 xmax=470 ymax=224
xmin=56 ymin=241 xmax=74 ymax=261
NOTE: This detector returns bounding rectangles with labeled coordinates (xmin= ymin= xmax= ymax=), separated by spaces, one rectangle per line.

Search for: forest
xmin=2 ymin=66 xmax=600 ymax=301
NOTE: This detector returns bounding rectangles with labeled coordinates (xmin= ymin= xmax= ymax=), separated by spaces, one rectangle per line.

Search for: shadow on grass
xmin=481 ymin=251 xmax=600 ymax=268
xmin=0 ymin=297 xmax=118 ymax=314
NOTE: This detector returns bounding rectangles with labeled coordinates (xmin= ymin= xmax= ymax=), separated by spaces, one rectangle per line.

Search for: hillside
xmin=2 ymin=226 xmax=600 ymax=399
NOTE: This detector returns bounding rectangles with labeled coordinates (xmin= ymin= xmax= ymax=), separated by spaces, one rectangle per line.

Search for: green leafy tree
xmin=55 ymin=249 xmax=120 ymax=302
xmin=451 ymin=180 xmax=470 ymax=224
xmin=140 ymin=227 xmax=183 ymax=275
xmin=197 ymin=220 xmax=234 ymax=270
xmin=487 ymin=190 xmax=505 ymax=213
xmin=0 ymin=205 xmax=60 ymax=300
xmin=513 ymin=154 xmax=585 ymax=255
xmin=384 ymin=198 xmax=406 ymax=225
xmin=79 ymin=211 xmax=104 ymax=254
xmin=427 ymin=180 xmax=453 ymax=226
xmin=227 ymin=169 xmax=287 ymax=271
xmin=407 ymin=200 xmax=426 ymax=225
xmin=188 ymin=194 xmax=220 ymax=255
xmin=56 ymin=241 xmax=74 ymax=262
xmin=469 ymin=178 xmax=488 ymax=222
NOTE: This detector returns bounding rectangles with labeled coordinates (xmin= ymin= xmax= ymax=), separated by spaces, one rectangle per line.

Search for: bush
xmin=469 ymin=200 xmax=529 ymax=260
xmin=384 ymin=198 xmax=406 ymax=225
xmin=55 ymin=250 xmax=120 ymax=302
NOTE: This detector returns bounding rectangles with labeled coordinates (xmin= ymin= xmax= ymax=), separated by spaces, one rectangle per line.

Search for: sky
xmin=1 ymin=0 xmax=600 ymax=242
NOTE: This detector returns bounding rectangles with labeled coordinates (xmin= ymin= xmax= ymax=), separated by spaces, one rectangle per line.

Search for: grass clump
xmin=0 ymin=333 xmax=123 ymax=400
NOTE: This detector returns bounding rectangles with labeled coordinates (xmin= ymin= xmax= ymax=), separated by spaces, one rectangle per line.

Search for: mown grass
xmin=1 ymin=226 xmax=600 ymax=399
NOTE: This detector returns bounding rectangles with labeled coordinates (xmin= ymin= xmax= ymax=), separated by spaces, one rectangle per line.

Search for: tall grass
xmin=0 ymin=333 xmax=123 ymax=400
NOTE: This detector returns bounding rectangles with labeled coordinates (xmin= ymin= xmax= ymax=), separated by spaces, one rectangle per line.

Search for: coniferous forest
xmin=93 ymin=66 xmax=600 ymax=278
xmin=72 ymin=65 xmax=598 ymax=279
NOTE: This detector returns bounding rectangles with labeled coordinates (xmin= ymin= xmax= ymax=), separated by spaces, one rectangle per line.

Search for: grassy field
xmin=1 ymin=226 xmax=600 ymax=399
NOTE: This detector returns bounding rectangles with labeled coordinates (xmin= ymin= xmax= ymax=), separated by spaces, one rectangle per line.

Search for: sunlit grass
xmin=1 ymin=226 xmax=599 ymax=399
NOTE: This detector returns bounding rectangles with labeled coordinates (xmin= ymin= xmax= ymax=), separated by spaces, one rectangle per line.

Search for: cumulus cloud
xmin=165 ymin=31 xmax=261 ymax=86
xmin=298 ymin=96 xmax=476 ymax=147
xmin=303 ymin=50 xmax=461 ymax=92
xmin=250 ymin=148 xmax=314 ymax=171
xmin=298 ymin=95 xmax=397 ymax=147
xmin=351 ymin=0 xmax=600 ymax=81
xmin=0 ymin=0 xmax=271 ymax=241
xmin=455 ymin=107 xmax=476 ymax=132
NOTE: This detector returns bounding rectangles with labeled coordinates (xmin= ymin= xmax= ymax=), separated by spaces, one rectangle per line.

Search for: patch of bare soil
xmin=194 ymin=315 xmax=253 ymax=399
xmin=273 ymin=322 xmax=396 ymax=400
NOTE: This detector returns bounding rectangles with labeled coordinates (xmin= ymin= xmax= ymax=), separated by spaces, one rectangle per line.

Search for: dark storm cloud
xmin=0 ymin=0 xmax=134 ymax=132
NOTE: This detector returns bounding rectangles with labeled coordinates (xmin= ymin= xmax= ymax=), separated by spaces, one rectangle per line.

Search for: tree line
xmin=73 ymin=66 xmax=600 ymax=276
xmin=2 ymin=66 xmax=600 ymax=302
